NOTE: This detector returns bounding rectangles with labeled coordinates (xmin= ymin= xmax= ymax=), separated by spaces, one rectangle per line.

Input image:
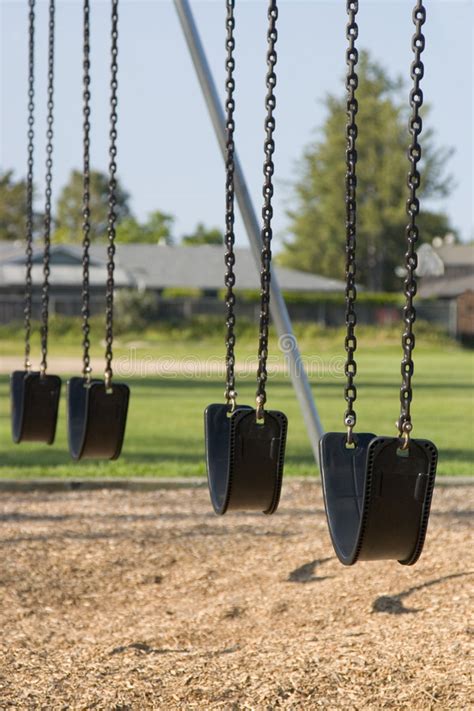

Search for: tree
xmin=281 ymin=51 xmax=454 ymax=290
xmin=143 ymin=211 xmax=175 ymax=245
xmin=0 ymin=170 xmax=43 ymax=241
xmin=182 ymin=222 xmax=224 ymax=246
xmin=116 ymin=211 xmax=175 ymax=244
xmin=55 ymin=169 xmax=131 ymax=242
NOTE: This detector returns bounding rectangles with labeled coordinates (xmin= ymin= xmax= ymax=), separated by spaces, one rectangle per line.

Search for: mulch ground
xmin=0 ymin=481 xmax=472 ymax=710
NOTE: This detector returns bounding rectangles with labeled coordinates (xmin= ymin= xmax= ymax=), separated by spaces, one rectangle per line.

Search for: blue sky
xmin=1 ymin=0 xmax=473 ymax=249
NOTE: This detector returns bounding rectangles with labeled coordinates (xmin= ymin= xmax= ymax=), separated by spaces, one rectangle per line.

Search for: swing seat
xmin=319 ymin=432 xmax=437 ymax=566
xmin=10 ymin=370 xmax=62 ymax=445
xmin=205 ymin=403 xmax=287 ymax=515
xmin=67 ymin=377 xmax=130 ymax=460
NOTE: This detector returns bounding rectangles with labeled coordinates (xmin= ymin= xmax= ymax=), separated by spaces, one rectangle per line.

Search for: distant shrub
xmin=161 ymin=288 xmax=202 ymax=299
xmin=216 ymin=289 xmax=405 ymax=307
xmin=114 ymin=289 xmax=158 ymax=334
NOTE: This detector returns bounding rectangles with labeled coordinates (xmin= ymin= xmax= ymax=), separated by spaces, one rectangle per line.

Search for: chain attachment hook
xmin=398 ymin=420 xmax=412 ymax=450
xmin=256 ymin=394 xmax=265 ymax=423
xmin=104 ymin=368 xmax=113 ymax=392
xmin=345 ymin=414 xmax=356 ymax=446
xmin=225 ymin=389 xmax=238 ymax=413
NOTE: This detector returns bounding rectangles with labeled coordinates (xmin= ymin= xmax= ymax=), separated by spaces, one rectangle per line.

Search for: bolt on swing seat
xmin=11 ymin=370 xmax=61 ymax=445
xmin=205 ymin=0 xmax=287 ymax=515
xmin=67 ymin=0 xmax=129 ymax=462
xmin=11 ymin=0 xmax=61 ymax=447
xmin=319 ymin=0 xmax=437 ymax=566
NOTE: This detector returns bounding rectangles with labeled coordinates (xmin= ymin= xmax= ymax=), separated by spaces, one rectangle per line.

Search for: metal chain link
xmin=81 ymin=0 xmax=92 ymax=380
xmin=343 ymin=0 xmax=359 ymax=444
xmin=398 ymin=0 xmax=426 ymax=446
xmin=255 ymin=0 xmax=278 ymax=419
xmin=24 ymin=0 xmax=35 ymax=372
xmin=104 ymin=0 xmax=119 ymax=388
xmin=223 ymin=0 xmax=237 ymax=410
xmin=40 ymin=0 xmax=55 ymax=376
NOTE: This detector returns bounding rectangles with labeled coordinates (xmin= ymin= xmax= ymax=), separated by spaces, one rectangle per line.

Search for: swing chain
xmin=398 ymin=0 xmax=426 ymax=444
xmin=256 ymin=0 xmax=278 ymax=417
xmin=40 ymin=0 xmax=55 ymax=377
xmin=104 ymin=0 xmax=119 ymax=388
xmin=24 ymin=0 xmax=35 ymax=372
xmin=224 ymin=0 xmax=237 ymax=409
xmin=343 ymin=0 xmax=359 ymax=445
xmin=81 ymin=0 xmax=92 ymax=381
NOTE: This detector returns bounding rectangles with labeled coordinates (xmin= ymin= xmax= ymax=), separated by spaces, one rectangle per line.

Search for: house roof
xmin=418 ymin=275 xmax=474 ymax=299
xmin=416 ymin=243 xmax=445 ymax=277
xmin=434 ymin=244 xmax=474 ymax=267
xmin=0 ymin=242 xmax=345 ymax=293
xmin=416 ymin=243 xmax=474 ymax=297
xmin=416 ymin=243 xmax=474 ymax=277
xmin=95 ymin=244 xmax=345 ymax=292
xmin=0 ymin=244 xmax=133 ymax=288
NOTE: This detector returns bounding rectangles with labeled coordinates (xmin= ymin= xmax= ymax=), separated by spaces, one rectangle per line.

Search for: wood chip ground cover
xmin=0 ymin=482 xmax=472 ymax=709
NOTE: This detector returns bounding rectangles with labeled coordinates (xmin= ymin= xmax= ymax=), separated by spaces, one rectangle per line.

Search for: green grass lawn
xmin=1 ymin=334 xmax=472 ymax=478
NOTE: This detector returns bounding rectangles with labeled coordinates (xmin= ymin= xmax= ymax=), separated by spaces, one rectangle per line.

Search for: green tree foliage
xmin=115 ymin=216 xmax=143 ymax=243
xmin=146 ymin=211 xmax=175 ymax=244
xmin=0 ymin=170 xmax=42 ymax=241
xmin=182 ymin=222 xmax=224 ymax=246
xmin=281 ymin=52 xmax=454 ymax=290
xmin=116 ymin=211 xmax=175 ymax=245
xmin=55 ymin=169 xmax=131 ymax=242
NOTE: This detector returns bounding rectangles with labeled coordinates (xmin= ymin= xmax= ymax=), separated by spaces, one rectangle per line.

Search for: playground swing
xmin=319 ymin=0 xmax=438 ymax=566
xmin=11 ymin=0 xmax=62 ymax=446
xmin=67 ymin=0 xmax=129 ymax=461
xmin=204 ymin=0 xmax=288 ymax=516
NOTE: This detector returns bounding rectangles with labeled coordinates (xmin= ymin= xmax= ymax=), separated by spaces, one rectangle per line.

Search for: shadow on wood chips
xmin=0 ymin=481 xmax=472 ymax=709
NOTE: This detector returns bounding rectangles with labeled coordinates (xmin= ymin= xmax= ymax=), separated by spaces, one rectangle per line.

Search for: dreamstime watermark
xmin=114 ymin=334 xmax=345 ymax=380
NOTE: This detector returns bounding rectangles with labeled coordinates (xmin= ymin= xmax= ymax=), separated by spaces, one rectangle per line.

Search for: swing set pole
xmin=173 ymin=0 xmax=324 ymax=463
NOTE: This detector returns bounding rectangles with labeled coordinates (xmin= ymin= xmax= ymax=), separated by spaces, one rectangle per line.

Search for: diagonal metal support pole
xmin=174 ymin=0 xmax=324 ymax=464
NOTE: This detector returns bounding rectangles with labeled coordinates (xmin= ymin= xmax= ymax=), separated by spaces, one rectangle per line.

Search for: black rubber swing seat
xmin=319 ymin=432 xmax=438 ymax=566
xmin=67 ymin=377 xmax=130 ymax=460
xmin=10 ymin=370 xmax=62 ymax=445
xmin=204 ymin=403 xmax=288 ymax=515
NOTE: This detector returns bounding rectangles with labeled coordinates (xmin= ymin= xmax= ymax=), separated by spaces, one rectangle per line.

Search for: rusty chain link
xmin=40 ymin=0 xmax=55 ymax=376
xmin=343 ymin=0 xmax=359 ymax=445
xmin=223 ymin=0 xmax=237 ymax=410
xmin=104 ymin=0 xmax=119 ymax=389
xmin=398 ymin=0 xmax=426 ymax=446
xmin=81 ymin=0 xmax=92 ymax=380
xmin=256 ymin=0 xmax=278 ymax=419
xmin=24 ymin=0 xmax=35 ymax=372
